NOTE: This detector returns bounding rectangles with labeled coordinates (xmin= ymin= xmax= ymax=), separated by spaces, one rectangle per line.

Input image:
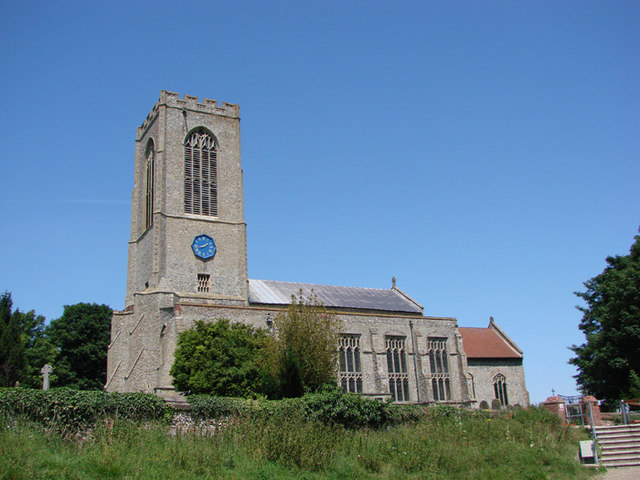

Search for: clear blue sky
xmin=1 ymin=1 xmax=638 ymax=404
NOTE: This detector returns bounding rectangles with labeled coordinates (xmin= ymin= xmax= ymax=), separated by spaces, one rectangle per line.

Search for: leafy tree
xmin=266 ymin=291 xmax=343 ymax=397
xmin=47 ymin=303 xmax=112 ymax=390
xmin=570 ymin=235 xmax=640 ymax=405
xmin=171 ymin=319 xmax=270 ymax=397
xmin=15 ymin=309 xmax=55 ymax=388
xmin=278 ymin=345 xmax=304 ymax=399
xmin=0 ymin=292 xmax=26 ymax=387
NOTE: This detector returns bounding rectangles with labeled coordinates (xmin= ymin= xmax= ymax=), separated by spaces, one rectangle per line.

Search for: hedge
xmin=0 ymin=387 xmax=170 ymax=434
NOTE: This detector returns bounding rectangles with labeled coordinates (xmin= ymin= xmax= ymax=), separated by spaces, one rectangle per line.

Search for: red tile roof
xmin=459 ymin=326 xmax=522 ymax=359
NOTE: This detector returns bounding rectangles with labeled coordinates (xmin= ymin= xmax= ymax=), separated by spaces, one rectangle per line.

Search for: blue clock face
xmin=192 ymin=234 xmax=216 ymax=259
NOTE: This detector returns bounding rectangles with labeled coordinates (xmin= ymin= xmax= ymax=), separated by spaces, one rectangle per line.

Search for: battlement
xmin=162 ymin=90 xmax=239 ymax=116
xmin=138 ymin=91 xmax=240 ymax=138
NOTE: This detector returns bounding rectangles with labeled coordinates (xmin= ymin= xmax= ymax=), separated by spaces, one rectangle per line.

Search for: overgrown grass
xmin=0 ymin=405 xmax=601 ymax=479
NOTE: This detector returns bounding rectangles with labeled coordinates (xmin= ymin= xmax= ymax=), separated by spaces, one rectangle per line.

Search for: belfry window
xmin=428 ymin=337 xmax=451 ymax=401
xmin=184 ymin=128 xmax=217 ymax=216
xmin=144 ymin=140 xmax=155 ymax=230
xmin=493 ymin=373 xmax=508 ymax=406
xmin=386 ymin=336 xmax=409 ymax=402
xmin=338 ymin=335 xmax=362 ymax=393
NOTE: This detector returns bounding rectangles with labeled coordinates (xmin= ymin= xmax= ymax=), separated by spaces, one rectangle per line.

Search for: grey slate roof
xmin=248 ymin=279 xmax=424 ymax=314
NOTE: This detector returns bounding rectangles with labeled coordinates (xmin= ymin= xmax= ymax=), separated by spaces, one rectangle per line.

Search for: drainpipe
xmin=409 ymin=320 xmax=421 ymax=403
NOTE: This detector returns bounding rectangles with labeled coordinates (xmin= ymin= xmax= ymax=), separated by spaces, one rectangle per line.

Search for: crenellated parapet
xmin=161 ymin=90 xmax=239 ymax=117
xmin=137 ymin=101 xmax=161 ymax=139
xmin=137 ymin=91 xmax=239 ymax=139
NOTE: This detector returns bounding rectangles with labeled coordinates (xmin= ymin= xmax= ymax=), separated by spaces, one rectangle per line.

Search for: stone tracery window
xmin=493 ymin=373 xmax=508 ymax=406
xmin=338 ymin=335 xmax=362 ymax=393
xmin=184 ymin=128 xmax=218 ymax=216
xmin=386 ymin=336 xmax=409 ymax=402
xmin=144 ymin=140 xmax=155 ymax=230
xmin=428 ymin=337 xmax=451 ymax=401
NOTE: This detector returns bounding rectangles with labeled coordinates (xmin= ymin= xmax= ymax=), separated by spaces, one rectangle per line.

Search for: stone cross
xmin=41 ymin=364 xmax=52 ymax=390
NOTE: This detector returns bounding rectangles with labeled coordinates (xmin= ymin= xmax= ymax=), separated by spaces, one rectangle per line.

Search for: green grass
xmin=0 ymin=407 xmax=602 ymax=480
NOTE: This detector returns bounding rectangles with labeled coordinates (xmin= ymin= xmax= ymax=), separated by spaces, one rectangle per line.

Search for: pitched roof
xmin=459 ymin=319 xmax=523 ymax=359
xmin=248 ymin=279 xmax=424 ymax=314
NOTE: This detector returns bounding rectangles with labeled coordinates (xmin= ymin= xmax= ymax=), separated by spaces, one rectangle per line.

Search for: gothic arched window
xmin=493 ymin=373 xmax=508 ymax=407
xmin=338 ymin=335 xmax=362 ymax=393
xmin=184 ymin=128 xmax=218 ymax=216
xmin=386 ymin=336 xmax=409 ymax=402
xmin=428 ymin=337 xmax=451 ymax=401
xmin=144 ymin=139 xmax=155 ymax=230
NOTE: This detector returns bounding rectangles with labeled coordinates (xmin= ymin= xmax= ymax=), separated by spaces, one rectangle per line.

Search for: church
xmin=106 ymin=91 xmax=529 ymax=407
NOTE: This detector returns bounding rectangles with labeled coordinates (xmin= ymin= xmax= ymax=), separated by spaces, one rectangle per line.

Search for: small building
xmin=106 ymin=91 xmax=529 ymax=408
xmin=459 ymin=318 xmax=529 ymax=409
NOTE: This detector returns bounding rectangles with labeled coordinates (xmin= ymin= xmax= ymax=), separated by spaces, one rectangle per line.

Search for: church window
xmin=386 ymin=336 xmax=409 ymax=402
xmin=493 ymin=373 xmax=508 ymax=406
xmin=144 ymin=140 xmax=155 ymax=230
xmin=338 ymin=335 xmax=362 ymax=393
xmin=197 ymin=274 xmax=210 ymax=293
xmin=428 ymin=337 xmax=451 ymax=401
xmin=184 ymin=128 xmax=217 ymax=216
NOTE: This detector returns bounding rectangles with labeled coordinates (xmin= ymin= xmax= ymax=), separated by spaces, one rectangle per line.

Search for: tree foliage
xmin=570 ymin=235 xmax=640 ymax=404
xmin=171 ymin=319 xmax=270 ymax=397
xmin=171 ymin=294 xmax=342 ymax=399
xmin=15 ymin=308 xmax=55 ymax=388
xmin=0 ymin=292 xmax=26 ymax=387
xmin=47 ymin=303 xmax=112 ymax=390
xmin=266 ymin=291 xmax=343 ymax=397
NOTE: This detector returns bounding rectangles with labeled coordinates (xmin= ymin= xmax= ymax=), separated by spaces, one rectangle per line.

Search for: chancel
xmin=106 ymin=91 xmax=529 ymax=407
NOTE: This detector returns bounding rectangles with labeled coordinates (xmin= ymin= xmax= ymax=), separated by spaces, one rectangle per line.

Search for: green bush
xmin=0 ymin=387 xmax=170 ymax=434
xmin=171 ymin=319 xmax=271 ymax=397
xmin=187 ymin=386 xmax=418 ymax=430
xmin=187 ymin=394 xmax=249 ymax=420
xmin=298 ymin=386 xmax=395 ymax=429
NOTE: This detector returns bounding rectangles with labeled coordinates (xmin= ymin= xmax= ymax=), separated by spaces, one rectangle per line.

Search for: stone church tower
xmin=107 ymin=91 xmax=250 ymax=395
xmin=125 ymin=90 xmax=248 ymax=304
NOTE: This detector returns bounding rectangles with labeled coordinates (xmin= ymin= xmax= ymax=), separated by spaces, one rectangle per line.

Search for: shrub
xmin=171 ymin=319 xmax=271 ymax=397
xmin=187 ymin=394 xmax=249 ymax=420
xmin=186 ymin=387 xmax=425 ymax=430
xmin=0 ymin=387 xmax=170 ymax=435
xmin=264 ymin=292 xmax=343 ymax=398
xmin=298 ymin=386 xmax=394 ymax=429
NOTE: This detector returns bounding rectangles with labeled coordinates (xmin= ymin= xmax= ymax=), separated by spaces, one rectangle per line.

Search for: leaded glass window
xmin=428 ymin=337 xmax=451 ymax=401
xmin=493 ymin=373 xmax=508 ymax=406
xmin=338 ymin=335 xmax=362 ymax=393
xmin=386 ymin=336 xmax=409 ymax=402
xmin=184 ymin=128 xmax=217 ymax=216
xmin=144 ymin=140 xmax=155 ymax=230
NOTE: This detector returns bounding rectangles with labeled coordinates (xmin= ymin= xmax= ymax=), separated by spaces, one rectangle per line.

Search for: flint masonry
xmin=106 ymin=91 xmax=529 ymax=407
